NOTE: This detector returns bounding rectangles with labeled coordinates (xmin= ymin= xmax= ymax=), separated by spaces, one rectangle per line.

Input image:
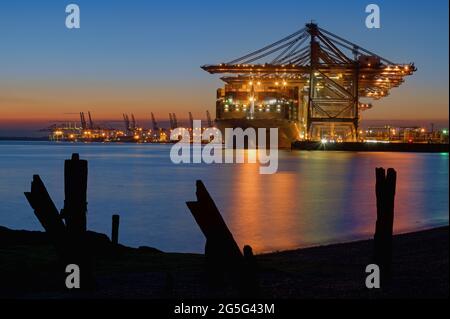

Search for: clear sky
xmin=0 ymin=0 xmax=448 ymax=135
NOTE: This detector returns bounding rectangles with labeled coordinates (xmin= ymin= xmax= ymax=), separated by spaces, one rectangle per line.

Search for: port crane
xmin=169 ymin=113 xmax=175 ymax=129
xmin=202 ymin=23 xmax=416 ymax=141
xmin=123 ymin=114 xmax=130 ymax=132
xmin=189 ymin=112 xmax=194 ymax=130
xmin=131 ymin=114 xmax=137 ymax=131
xmin=88 ymin=111 xmax=94 ymax=129
xmin=151 ymin=112 xmax=159 ymax=131
xmin=80 ymin=112 xmax=87 ymax=130
xmin=122 ymin=113 xmax=138 ymax=132
xmin=172 ymin=113 xmax=179 ymax=128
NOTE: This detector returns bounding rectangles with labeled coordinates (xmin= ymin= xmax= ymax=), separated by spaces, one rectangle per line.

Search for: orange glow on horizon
xmin=0 ymin=80 xmax=448 ymax=124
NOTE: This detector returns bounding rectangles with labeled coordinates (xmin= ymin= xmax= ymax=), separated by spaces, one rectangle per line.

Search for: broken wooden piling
xmin=24 ymin=174 xmax=67 ymax=258
xmin=186 ymin=180 xmax=242 ymax=265
xmin=186 ymin=180 xmax=258 ymax=295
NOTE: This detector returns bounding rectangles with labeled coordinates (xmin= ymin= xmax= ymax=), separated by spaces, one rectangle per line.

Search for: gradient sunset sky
xmin=0 ymin=0 xmax=448 ymax=135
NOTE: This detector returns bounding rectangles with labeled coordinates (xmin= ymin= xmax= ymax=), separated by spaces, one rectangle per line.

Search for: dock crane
xmin=188 ymin=112 xmax=194 ymax=130
xmin=172 ymin=113 xmax=179 ymax=128
xmin=169 ymin=113 xmax=175 ymax=129
xmin=80 ymin=112 xmax=87 ymax=130
xmin=131 ymin=114 xmax=137 ymax=131
xmin=123 ymin=114 xmax=130 ymax=132
xmin=151 ymin=112 xmax=159 ymax=131
xmin=88 ymin=111 xmax=94 ymax=129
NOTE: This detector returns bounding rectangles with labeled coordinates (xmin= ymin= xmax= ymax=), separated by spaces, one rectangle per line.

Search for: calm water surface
xmin=0 ymin=141 xmax=448 ymax=253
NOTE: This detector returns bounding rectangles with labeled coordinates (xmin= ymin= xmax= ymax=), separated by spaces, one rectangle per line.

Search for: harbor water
xmin=0 ymin=141 xmax=448 ymax=253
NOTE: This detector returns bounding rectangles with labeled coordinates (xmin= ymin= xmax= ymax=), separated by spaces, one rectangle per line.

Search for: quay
xmin=292 ymin=141 xmax=449 ymax=153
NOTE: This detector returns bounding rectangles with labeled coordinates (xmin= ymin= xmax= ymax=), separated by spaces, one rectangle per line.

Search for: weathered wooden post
xmin=186 ymin=180 xmax=258 ymax=295
xmin=25 ymin=153 xmax=94 ymax=290
xmin=63 ymin=153 xmax=88 ymax=235
xmin=111 ymin=214 xmax=120 ymax=245
xmin=374 ymin=167 xmax=396 ymax=283
xmin=24 ymin=175 xmax=67 ymax=259
xmin=62 ymin=153 xmax=93 ymax=290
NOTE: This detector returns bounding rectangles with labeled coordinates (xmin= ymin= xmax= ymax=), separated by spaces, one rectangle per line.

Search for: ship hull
xmin=215 ymin=118 xmax=300 ymax=148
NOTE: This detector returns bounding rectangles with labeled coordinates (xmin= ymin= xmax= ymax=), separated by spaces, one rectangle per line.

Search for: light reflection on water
xmin=0 ymin=141 xmax=448 ymax=253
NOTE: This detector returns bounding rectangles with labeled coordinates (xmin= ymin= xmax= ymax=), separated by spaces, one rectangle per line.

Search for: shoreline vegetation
xmin=1 ymin=225 xmax=447 ymax=299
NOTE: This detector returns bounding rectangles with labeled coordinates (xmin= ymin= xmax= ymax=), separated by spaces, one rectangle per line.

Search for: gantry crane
xmin=80 ymin=112 xmax=87 ymax=130
xmin=151 ymin=112 xmax=159 ymax=131
xmin=188 ymin=112 xmax=194 ymax=130
xmin=88 ymin=111 xmax=94 ymax=129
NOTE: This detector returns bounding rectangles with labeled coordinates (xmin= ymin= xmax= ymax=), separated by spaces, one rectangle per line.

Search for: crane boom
xmin=151 ymin=112 xmax=159 ymax=131
xmin=88 ymin=111 xmax=94 ymax=129
xmin=173 ymin=113 xmax=178 ymax=128
xmin=188 ymin=112 xmax=194 ymax=129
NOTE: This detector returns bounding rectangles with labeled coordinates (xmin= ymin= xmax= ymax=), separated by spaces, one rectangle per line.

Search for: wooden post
xmin=374 ymin=167 xmax=396 ymax=283
xmin=63 ymin=153 xmax=88 ymax=235
xmin=64 ymin=153 xmax=93 ymax=290
xmin=111 ymin=214 xmax=120 ymax=245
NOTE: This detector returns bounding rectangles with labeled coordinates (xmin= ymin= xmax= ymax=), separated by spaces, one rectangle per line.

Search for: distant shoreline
xmin=2 ymin=138 xmax=449 ymax=154
xmin=0 ymin=136 xmax=48 ymax=141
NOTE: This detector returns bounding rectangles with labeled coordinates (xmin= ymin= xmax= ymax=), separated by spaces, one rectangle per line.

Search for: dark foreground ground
xmin=0 ymin=226 xmax=448 ymax=299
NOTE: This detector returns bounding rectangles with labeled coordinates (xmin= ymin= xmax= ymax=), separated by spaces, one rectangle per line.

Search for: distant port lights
xmin=51 ymin=126 xmax=175 ymax=143
xmin=315 ymin=126 xmax=449 ymax=144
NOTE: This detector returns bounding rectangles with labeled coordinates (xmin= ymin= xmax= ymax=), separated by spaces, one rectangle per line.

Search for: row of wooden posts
xmin=24 ymin=153 xmax=396 ymax=293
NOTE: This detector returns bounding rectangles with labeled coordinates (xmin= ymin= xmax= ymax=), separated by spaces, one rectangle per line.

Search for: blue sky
xmin=0 ymin=0 xmax=448 ymax=134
